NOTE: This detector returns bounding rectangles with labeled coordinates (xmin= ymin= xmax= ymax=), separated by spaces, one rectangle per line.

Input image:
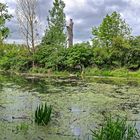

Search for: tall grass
xmin=35 ymin=103 xmax=52 ymax=125
xmin=85 ymin=67 xmax=140 ymax=78
xmin=91 ymin=115 xmax=139 ymax=140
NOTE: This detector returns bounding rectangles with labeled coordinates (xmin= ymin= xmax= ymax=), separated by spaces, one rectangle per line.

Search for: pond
xmin=0 ymin=72 xmax=140 ymax=140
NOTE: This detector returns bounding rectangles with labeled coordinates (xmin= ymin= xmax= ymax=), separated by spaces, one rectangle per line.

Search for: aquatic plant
xmin=91 ymin=115 xmax=139 ymax=140
xmin=35 ymin=103 xmax=52 ymax=125
xmin=16 ymin=122 xmax=29 ymax=134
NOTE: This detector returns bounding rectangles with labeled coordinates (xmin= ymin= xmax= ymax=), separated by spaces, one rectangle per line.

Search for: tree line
xmin=0 ymin=0 xmax=140 ymax=73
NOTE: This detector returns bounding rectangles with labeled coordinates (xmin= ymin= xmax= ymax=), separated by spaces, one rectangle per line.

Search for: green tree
xmin=0 ymin=3 xmax=12 ymax=43
xmin=42 ymin=0 xmax=66 ymax=47
xmin=129 ymin=36 xmax=140 ymax=48
xmin=92 ymin=11 xmax=131 ymax=48
xmin=64 ymin=43 xmax=93 ymax=71
xmin=110 ymin=36 xmax=130 ymax=67
xmin=125 ymin=48 xmax=140 ymax=70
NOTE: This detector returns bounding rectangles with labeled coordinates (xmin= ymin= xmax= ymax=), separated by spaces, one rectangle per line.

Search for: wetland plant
xmin=35 ymin=103 xmax=52 ymax=125
xmin=91 ymin=115 xmax=139 ymax=140
xmin=16 ymin=122 xmax=29 ymax=134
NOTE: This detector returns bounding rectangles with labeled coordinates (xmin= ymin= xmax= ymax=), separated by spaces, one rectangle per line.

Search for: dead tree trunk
xmin=66 ymin=19 xmax=74 ymax=48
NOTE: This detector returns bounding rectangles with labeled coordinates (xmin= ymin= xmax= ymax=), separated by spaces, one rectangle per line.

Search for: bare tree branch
xmin=16 ymin=0 xmax=39 ymax=54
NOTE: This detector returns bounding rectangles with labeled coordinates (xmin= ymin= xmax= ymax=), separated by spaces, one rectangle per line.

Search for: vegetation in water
xmin=35 ymin=103 xmax=52 ymax=125
xmin=1 ymin=0 xmax=140 ymax=139
xmin=1 ymin=73 xmax=140 ymax=139
xmin=16 ymin=122 xmax=29 ymax=134
xmin=91 ymin=115 xmax=140 ymax=140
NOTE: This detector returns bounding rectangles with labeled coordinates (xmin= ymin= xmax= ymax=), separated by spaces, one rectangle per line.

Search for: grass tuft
xmin=35 ymin=103 xmax=52 ymax=126
xmin=91 ymin=115 xmax=139 ymax=140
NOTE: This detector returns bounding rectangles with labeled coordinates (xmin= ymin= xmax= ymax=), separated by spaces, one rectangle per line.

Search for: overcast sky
xmin=2 ymin=0 xmax=140 ymax=43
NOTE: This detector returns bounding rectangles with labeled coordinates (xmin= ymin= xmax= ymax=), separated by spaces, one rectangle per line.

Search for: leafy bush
xmin=0 ymin=44 xmax=31 ymax=71
xmin=35 ymin=103 xmax=52 ymax=125
xmin=1 ymin=40 xmax=140 ymax=74
xmin=110 ymin=36 xmax=130 ymax=68
xmin=34 ymin=45 xmax=66 ymax=70
xmin=92 ymin=47 xmax=110 ymax=68
xmin=64 ymin=43 xmax=93 ymax=71
xmin=35 ymin=43 xmax=94 ymax=72
xmin=91 ymin=115 xmax=139 ymax=140
xmin=125 ymin=48 xmax=140 ymax=70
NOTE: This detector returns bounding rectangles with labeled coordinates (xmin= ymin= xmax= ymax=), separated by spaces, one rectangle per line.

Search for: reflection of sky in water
xmin=129 ymin=120 xmax=140 ymax=132
xmin=71 ymin=125 xmax=93 ymax=140
xmin=71 ymin=106 xmax=82 ymax=115
xmin=71 ymin=125 xmax=81 ymax=136
xmin=0 ymin=86 xmax=40 ymax=122
xmin=0 ymin=73 xmax=140 ymax=139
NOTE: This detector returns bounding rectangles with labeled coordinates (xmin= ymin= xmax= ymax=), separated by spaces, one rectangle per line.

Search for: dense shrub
xmin=34 ymin=45 xmax=66 ymax=70
xmin=92 ymin=47 xmax=110 ymax=68
xmin=125 ymin=48 xmax=140 ymax=70
xmin=35 ymin=43 xmax=94 ymax=72
xmin=64 ymin=43 xmax=94 ymax=71
xmin=109 ymin=36 xmax=130 ymax=68
xmin=0 ymin=44 xmax=32 ymax=71
xmin=1 ymin=41 xmax=140 ymax=73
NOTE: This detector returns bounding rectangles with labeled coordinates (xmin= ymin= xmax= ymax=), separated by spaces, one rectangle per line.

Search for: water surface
xmin=0 ymin=73 xmax=140 ymax=140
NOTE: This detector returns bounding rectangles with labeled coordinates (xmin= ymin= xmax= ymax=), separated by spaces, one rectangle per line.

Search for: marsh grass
xmin=35 ymin=103 xmax=52 ymax=126
xmin=91 ymin=115 xmax=139 ymax=140
xmin=16 ymin=122 xmax=29 ymax=134
xmin=85 ymin=67 xmax=140 ymax=78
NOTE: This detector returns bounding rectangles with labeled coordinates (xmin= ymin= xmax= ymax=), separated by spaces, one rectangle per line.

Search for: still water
xmin=0 ymin=72 xmax=140 ymax=140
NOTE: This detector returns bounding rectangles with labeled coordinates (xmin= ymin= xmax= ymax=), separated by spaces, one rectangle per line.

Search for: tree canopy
xmin=92 ymin=11 xmax=131 ymax=47
xmin=41 ymin=0 xmax=66 ymax=47
xmin=0 ymin=2 xmax=12 ymax=43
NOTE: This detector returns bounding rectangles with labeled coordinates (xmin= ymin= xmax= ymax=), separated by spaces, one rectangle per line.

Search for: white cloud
xmin=3 ymin=0 xmax=140 ymax=43
xmin=63 ymin=0 xmax=86 ymax=10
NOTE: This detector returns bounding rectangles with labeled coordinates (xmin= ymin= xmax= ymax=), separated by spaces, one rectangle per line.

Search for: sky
xmin=2 ymin=0 xmax=140 ymax=43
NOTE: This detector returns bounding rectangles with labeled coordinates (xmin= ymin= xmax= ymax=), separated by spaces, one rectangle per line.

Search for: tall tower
xmin=66 ymin=19 xmax=74 ymax=48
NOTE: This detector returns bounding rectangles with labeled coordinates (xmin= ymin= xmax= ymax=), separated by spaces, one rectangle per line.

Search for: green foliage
xmin=34 ymin=45 xmax=66 ymax=70
xmin=0 ymin=9 xmax=140 ymax=75
xmin=91 ymin=115 xmax=139 ymax=140
xmin=35 ymin=38 xmax=140 ymax=72
xmin=64 ymin=43 xmax=93 ymax=70
xmin=0 ymin=44 xmax=32 ymax=71
xmin=29 ymin=67 xmax=48 ymax=73
xmin=35 ymin=103 xmax=52 ymax=126
xmin=91 ymin=12 xmax=133 ymax=69
xmin=92 ymin=11 xmax=131 ymax=47
xmin=16 ymin=122 xmax=29 ymax=134
xmin=42 ymin=0 xmax=66 ymax=46
xmin=35 ymin=43 xmax=94 ymax=71
xmin=0 ymin=2 xmax=12 ymax=43
xmin=125 ymin=48 xmax=140 ymax=70
xmin=1 ymin=40 xmax=140 ymax=74
xmin=92 ymin=46 xmax=110 ymax=68
xmin=129 ymin=36 xmax=140 ymax=48
xmin=84 ymin=67 xmax=111 ymax=76
xmin=109 ymin=36 xmax=130 ymax=67
xmin=85 ymin=67 xmax=140 ymax=78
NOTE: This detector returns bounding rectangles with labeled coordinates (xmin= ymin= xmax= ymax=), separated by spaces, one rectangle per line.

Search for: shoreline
xmin=1 ymin=69 xmax=140 ymax=80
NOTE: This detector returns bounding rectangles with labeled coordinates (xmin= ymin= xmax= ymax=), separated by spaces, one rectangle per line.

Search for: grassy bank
xmin=1 ymin=67 xmax=140 ymax=79
xmin=84 ymin=68 xmax=140 ymax=78
xmin=28 ymin=67 xmax=140 ymax=78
